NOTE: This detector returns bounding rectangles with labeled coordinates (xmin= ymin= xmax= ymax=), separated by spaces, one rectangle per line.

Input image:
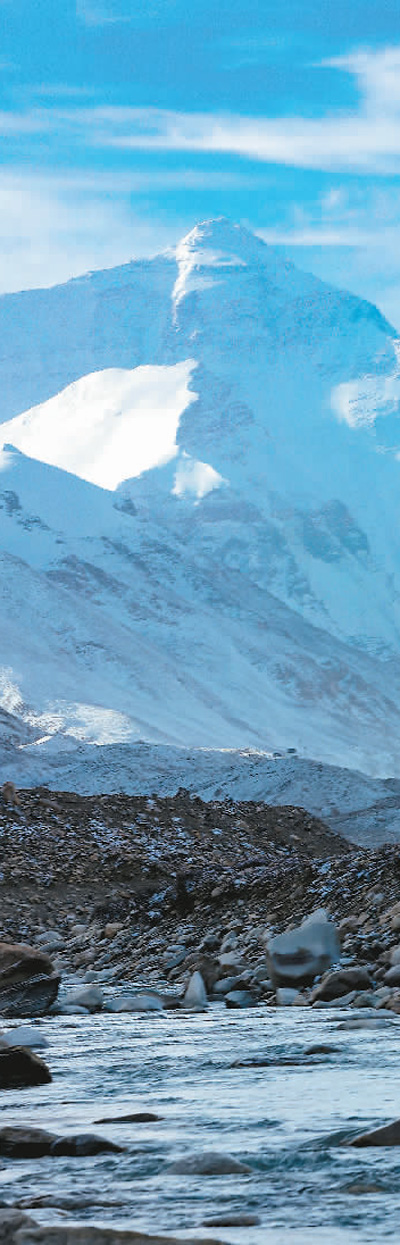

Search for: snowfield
xmin=1 ymin=218 xmax=400 ymax=781
xmin=0 ymin=361 xmax=197 ymax=488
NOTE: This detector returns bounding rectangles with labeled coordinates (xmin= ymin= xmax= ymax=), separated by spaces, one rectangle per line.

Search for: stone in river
xmin=95 ymin=1112 xmax=162 ymax=1124
xmin=276 ymin=987 xmax=299 ymax=1006
xmin=225 ymin=990 xmax=256 ymax=1008
xmin=168 ymin=1149 xmax=251 ymax=1174
xmin=11 ymin=1223 xmax=228 ymax=1243
xmin=105 ymin=994 xmax=163 ymax=1013
xmin=0 ymin=1025 xmax=49 ymax=1049
xmin=203 ymin=1213 xmax=261 ymax=1225
xmin=0 ymin=1127 xmax=57 ymax=1157
xmin=350 ymin=1119 xmax=400 ymax=1147
xmin=0 ymin=1126 xmax=123 ymax=1157
xmin=0 ymin=1047 xmax=52 ymax=1089
xmin=266 ymin=910 xmax=339 ymax=988
xmin=50 ymin=1133 xmax=123 ymax=1156
xmin=183 ymin=971 xmax=208 ymax=1011
xmin=62 ymin=985 xmax=104 ymax=1012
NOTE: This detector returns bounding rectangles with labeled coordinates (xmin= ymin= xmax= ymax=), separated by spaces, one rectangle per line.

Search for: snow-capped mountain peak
xmin=1 ymin=220 xmax=400 ymax=773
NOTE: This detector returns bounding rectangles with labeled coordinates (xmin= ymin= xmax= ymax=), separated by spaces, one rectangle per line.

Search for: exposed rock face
xmin=266 ymin=910 xmax=340 ymax=987
xmin=0 ymin=1046 xmax=52 ymax=1089
xmin=0 ymin=942 xmax=59 ymax=1018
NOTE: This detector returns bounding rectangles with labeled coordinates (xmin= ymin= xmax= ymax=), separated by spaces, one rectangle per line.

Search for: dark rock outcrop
xmin=0 ymin=942 xmax=59 ymax=1017
xmin=0 ymin=1046 xmax=52 ymax=1089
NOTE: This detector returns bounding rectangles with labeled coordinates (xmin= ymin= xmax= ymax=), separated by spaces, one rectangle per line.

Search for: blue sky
xmin=2 ymin=0 xmax=400 ymax=324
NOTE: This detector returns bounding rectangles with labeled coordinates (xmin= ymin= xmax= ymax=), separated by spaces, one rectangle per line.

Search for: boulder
xmin=0 ymin=973 xmax=60 ymax=1018
xmin=384 ymin=965 xmax=400 ymax=986
xmin=310 ymin=967 xmax=372 ymax=1003
xmin=0 ymin=940 xmax=59 ymax=1018
xmin=0 ymin=1025 xmax=48 ymax=1049
xmin=105 ymin=994 xmax=163 ymax=1013
xmin=0 ymin=1126 xmax=123 ymax=1157
xmin=50 ymin=1134 xmax=123 ymax=1156
xmin=224 ymin=990 xmax=256 ymax=1008
xmin=168 ymin=1149 xmax=251 ymax=1174
xmin=212 ymin=976 xmax=242 ymax=995
xmin=0 ymin=1047 xmax=52 ymax=1089
xmin=0 ymin=1210 xmax=35 ymax=1243
xmin=0 ymin=942 xmax=54 ymax=982
xmin=0 ymin=942 xmax=59 ymax=1017
xmin=0 ymin=1127 xmax=57 ymax=1157
xmin=62 ymin=986 xmax=103 ymax=1012
xmin=350 ymin=1119 xmax=400 ymax=1146
xmin=203 ymin=1214 xmax=261 ymax=1227
xmin=276 ymin=987 xmax=299 ymax=1006
xmin=183 ymin=971 xmax=207 ymax=1011
xmin=10 ymin=1219 xmax=227 ymax=1243
xmin=266 ymin=910 xmax=339 ymax=988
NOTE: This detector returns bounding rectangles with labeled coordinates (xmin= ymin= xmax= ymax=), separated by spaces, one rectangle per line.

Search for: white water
xmin=2 ymin=1005 xmax=400 ymax=1242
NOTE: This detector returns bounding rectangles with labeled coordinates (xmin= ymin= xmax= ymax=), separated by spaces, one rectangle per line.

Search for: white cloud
xmin=0 ymin=170 xmax=181 ymax=294
xmin=6 ymin=46 xmax=400 ymax=173
xmin=44 ymin=45 xmax=400 ymax=174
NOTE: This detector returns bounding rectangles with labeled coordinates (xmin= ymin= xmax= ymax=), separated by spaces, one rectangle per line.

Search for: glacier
xmin=1 ymin=217 xmax=400 ymax=774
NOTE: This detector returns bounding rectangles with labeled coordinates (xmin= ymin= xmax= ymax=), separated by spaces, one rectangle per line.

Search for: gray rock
xmin=0 ymin=1126 xmax=123 ymax=1157
xmin=0 ymin=1025 xmax=48 ymax=1049
xmin=168 ymin=1149 xmax=251 ymax=1174
xmin=312 ymin=990 xmax=357 ymax=1009
xmin=384 ymin=965 xmax=400 ymax=986
xmin=310 ymin=966 xmax=372 ymax=1003
xmin=212 ymin=976 xmax=242 ymax=995
xmin=266 ymin=910 xmax=339 ymax=988
xmin=350 ymin=1119 xmax=400 ymax=1147
xmin=203 ymin=1214 xmax=261 ymax=1226
xmin=0 ymin=1210 xmax=35 ymax=1243
xmin=276 ymin=987 xmax=300 ymax=1006
xmin=0 ymin=974 xmax=60 ymax=1019
xmin=12 ymin=1218 xmax=227 ymax=1243
xmin=0 ymin=1047 xmax=52 ymax=1089
xmin=62 ymin=986 xmax=103 ymax=1012
xmin=184 ymin=971 xmax=207 ymax=1011
xmin=225 ymin=990 xmax=255 ymax=1008
xmin=104 ymin=994 xmax=163 ymax=1013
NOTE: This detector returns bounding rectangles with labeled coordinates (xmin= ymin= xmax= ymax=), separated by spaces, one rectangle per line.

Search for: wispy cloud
xmin=5 ymin=46 xmax=400 ymax=173
xmin=0 ymin=170 xmax=181 ymax=295
xmin=40 ymin=45 xmax=400 ymax=174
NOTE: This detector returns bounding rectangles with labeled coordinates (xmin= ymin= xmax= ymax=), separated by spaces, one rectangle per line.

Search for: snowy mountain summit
xmin=1 ymin=217 xmax=400 ymax=774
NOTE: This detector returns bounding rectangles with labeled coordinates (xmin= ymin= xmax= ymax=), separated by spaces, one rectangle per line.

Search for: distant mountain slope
xmin=1 ymin=219 xmax=400 ymax=774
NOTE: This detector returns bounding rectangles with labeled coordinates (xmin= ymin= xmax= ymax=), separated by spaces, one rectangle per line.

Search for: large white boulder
xmin=266 ymin=909 xmax=340 ymax=988
xmin=184 ymin=971 xmax=208 ymax=1011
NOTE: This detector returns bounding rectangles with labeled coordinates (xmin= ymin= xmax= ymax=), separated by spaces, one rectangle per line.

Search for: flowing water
xmin=1 ymin=1005 xmax=400 ymax=1243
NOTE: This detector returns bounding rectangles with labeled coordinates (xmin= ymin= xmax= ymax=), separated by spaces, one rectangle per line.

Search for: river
xmin=1 ymin=1005 xmax=400 ymax=1243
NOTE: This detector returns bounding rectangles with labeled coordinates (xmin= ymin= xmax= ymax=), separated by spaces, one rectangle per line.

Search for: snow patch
xmin=172 ymin=453 xmax=226 ymax=501
xmin=0 ymin=362 xmax=198 ymax=490
xmin=331 ymin=341 xmax=400 ymax=430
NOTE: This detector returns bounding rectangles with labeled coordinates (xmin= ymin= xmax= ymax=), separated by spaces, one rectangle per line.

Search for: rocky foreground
xmin=1 ymin=786 xmax=400 ymax=1016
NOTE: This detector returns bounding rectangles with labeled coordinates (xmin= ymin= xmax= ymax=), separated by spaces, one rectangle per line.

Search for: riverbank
xmin=2 ymin=788 xmax=400 ymax=1014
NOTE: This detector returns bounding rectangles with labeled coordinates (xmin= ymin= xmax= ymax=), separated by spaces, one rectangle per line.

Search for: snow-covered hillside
xmin=1 ymin=218 xmax=400 ymax=776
